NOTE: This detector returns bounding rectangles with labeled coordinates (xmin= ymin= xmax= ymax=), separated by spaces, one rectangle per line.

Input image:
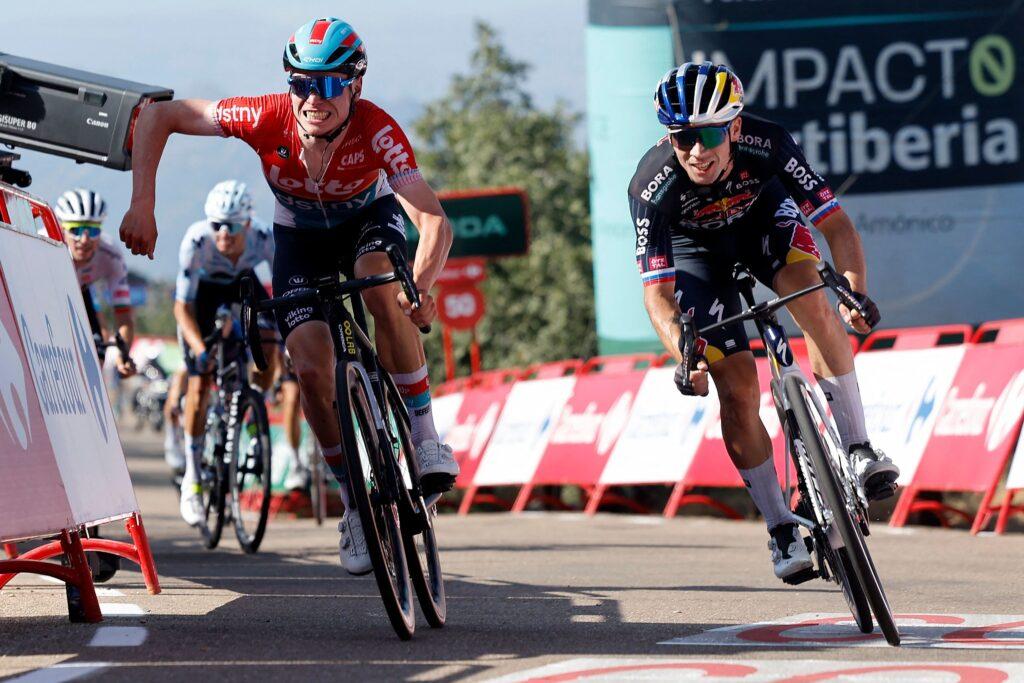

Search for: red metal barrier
xmin=0 ymin=513 xmax=161 ymax=595
xmin=580 ymin=353 xmax=658 ymax=375
xmin=519 ymin=359 xmax=584 ymax=380
xmin=0 ymin=529 xmax=102 ymax=623
xmin=862 ymin=324 xmax=973 ymax=351
xmin=972 ymin=318 xmax=1024 ymax=345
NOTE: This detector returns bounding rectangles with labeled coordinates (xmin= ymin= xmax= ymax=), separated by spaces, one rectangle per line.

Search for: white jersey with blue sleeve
xmin=175 ymin=219 xmax=274 ymax=303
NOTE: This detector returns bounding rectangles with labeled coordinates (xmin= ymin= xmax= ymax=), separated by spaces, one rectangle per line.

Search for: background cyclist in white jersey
xmin=56 ymin=188 xmax=136 ymax=378
xmin=174 ymin=180 xmax=299 ymax=525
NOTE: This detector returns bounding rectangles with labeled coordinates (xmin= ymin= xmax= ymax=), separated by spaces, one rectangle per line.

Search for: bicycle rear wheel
xmin=380 ymin=373 xmax=446 ymax=628
xmin=336 ymin=361 xmax=416 ymax=640
xmin=229 ymin=389 xmax=273 ymax=554
xmin=785 ymin=374 xmax=900 ymax=646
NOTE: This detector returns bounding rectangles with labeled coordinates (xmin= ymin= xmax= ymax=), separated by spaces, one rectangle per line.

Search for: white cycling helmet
xmin=655 ymin=62 xmax=744 ymax=130
xmin=55 ymin=188 xmax=107 ymax=224
xmin=204 ymin=180 xmax=253 ymax=222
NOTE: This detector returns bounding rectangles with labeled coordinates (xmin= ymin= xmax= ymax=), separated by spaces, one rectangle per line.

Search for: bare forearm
xmin=818 ymin=212 xmax=867 ymax=293
xmin=174 ymin=301 xmax=205 ymax=354
xmin=129 ymin=105 xmax=173 ymax=208
xmin=644 ymin=287 xmax=683 ymax=363
xmin=412 ymin=214 xmax=452 ymax=292
xmin=114 ymin=311 xmax=134 ymax=347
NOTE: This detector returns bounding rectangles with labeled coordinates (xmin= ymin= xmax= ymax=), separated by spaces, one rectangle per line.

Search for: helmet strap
xmin=296 ymin=93 xmax=358 ymax=143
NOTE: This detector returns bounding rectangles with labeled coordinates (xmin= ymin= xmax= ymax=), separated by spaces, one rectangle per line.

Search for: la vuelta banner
xmin=671 ymin=1 xmax=1024 ymax=327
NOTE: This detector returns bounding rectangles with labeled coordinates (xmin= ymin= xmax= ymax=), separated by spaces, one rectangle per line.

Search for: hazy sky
xmin=1 ymin=1 xmax=587 ymax=278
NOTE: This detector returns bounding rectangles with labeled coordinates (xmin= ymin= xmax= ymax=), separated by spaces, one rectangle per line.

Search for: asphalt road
xmin=2 ymin=430 xmax=1024 ymax=682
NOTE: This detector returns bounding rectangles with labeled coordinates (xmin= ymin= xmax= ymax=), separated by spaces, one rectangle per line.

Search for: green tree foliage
xmin=413 ymin=22 xmax=596 ymax=376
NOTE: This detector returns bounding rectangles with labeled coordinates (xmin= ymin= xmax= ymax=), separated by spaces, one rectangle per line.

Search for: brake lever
xmin=816 ymin=261 xmax=862 ymax=315
xmin=385 ymin=244 xmax=431 ymax=335
xmin=676 ymin=313 xmax=699 ymax=396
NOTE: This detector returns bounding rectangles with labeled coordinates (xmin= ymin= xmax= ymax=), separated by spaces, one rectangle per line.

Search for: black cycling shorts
xmin=271 ymin=195 xmax=407 ymax=341
xmin=673 ymin=179 xmax=821 ymax=364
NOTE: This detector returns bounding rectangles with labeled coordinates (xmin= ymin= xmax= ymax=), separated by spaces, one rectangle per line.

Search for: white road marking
xmin=88 ymin=626 xmax=148 ymax=647
xmin=570 ymin=614 xmax=606 ymax=623
xmin=94 ymin=588 xmax=125 ymax=597
xmin=7 ymin=663 xmax=110 ymax=683
xmin=99 ymin=602 xmax=145 ymax=617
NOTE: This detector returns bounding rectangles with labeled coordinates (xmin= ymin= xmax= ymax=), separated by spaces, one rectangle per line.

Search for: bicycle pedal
xmin=782 ymin=566 xmax=818 ymax=586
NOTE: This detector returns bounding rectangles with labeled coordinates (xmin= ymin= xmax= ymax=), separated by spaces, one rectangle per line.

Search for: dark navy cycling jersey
xmin=628 ymin=113 xmax=839 ymax=287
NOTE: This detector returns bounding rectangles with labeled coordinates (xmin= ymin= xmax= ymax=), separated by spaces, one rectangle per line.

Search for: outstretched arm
xmin=119 ymin=99 xmax=220 ymax=258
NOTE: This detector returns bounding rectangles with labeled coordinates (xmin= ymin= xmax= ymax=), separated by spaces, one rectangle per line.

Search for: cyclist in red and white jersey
xmin=56 ymin=188 xmax=136 ymax=378
xmin=119 ymin=17 xmax=457 ymax=575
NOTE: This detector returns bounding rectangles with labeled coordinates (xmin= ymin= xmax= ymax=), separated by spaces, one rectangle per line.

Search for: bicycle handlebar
xmin=675 ymin=261 xmax=871 ymax=395
xmin=240 ymin=248 xmax=429 ymax=372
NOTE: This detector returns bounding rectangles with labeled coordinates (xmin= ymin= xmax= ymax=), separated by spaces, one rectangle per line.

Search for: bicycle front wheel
xmin=784 ymin=374 xmax=900 ymax=646
xmin=380 ymin=372 xmax=446 ymax=628
xmin=336 ymin=361 xmax=416 ymax=640
xmin=229 ymin=389 xmax=273 ymax=554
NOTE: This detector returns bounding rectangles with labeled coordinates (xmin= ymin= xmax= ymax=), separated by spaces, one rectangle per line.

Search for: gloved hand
xmin=838 ymin=290 xmax=881 ymax=332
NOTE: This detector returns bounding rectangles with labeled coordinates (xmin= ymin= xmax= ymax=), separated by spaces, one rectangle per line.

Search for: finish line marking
xmin=487 ymin=658 xmax=1024 ymax=682
xmin=659 ymin=613 xmax=1024 ymax=650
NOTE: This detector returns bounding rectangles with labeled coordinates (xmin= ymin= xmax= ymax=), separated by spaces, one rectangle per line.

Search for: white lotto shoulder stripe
xmin=0 ymin=228 xmax=137 ymax=525
xmin=855 ymin=346 xmax=966 ymax=485
xmin=472 ymin=377 xmax=576 ymax=486
xmin=599 ymin=368 xmax=714 ymax=485
xmin=487 ymin=657 xmax=1024 ymax=682
xmin=1005 ymin=428 xmax=1024 ymax=490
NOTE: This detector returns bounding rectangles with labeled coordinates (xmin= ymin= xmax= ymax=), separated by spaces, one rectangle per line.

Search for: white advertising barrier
xmin=855 ymin=346 xmax=966 ymax=486
xmin=431 ymin=392 xmax=464 ymax=444
xmin=599 ymin=368 xmax=716 ymax=485
xmin=472 ymin=377 xmax=576 ymax=486
xmin=0 ymin=226 xmax=137 ymax=526
xmin=1006 ymin=431 xmax=1024 ymax=491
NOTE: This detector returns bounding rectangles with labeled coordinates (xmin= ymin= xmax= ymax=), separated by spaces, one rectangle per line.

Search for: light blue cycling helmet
xmin=283 ymin=17 xmax=367 ymax=76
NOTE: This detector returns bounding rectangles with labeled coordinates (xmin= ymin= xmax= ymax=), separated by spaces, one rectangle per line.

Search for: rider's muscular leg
xmin=281 ymin=380 xmax=302 ymax=450
xmin=355 ymin=253 xmax=440 ymax=447
xmin=286 ymin=322 xmax=340 ymax=450
xmin=711 ymin=352 xmax=793 ymax=528
xmin=182 ymin=374 xmax=211 ymax=486
xmin=250 ymin=341 xmax=279 ymax=393
xmin=774 ymin=260 xmax=867 ymax=449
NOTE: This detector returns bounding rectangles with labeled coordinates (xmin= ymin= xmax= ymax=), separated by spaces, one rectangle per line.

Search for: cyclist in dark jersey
xmin=628 ymin=62 xmax=898 ymax=582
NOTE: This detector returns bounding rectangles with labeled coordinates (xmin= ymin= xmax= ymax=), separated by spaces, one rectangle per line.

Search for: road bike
xmin=242 ymin=245 xmax=447 ymax=640
xmin=194 ymin=307 xmax=273 ymax=554
xmin=678 ymin=261 xmax=901 ymax=646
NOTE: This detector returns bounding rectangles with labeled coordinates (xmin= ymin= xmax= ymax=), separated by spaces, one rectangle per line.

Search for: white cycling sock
xmin=740 ymin=457 xmax=794 ymax=530
xmin=181 ymin=434 xmax=203 ymax=490
xmin=818 ymin=370 xmax=869 ymax=451
xmin=392 ymin=365 xmax=439 ymax=446
xmin=320 ymin=444 xmax=351 ymax=510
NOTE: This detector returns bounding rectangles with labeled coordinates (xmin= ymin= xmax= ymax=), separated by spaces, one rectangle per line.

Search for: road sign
xmin=406 ymin=187 xmax=529 ymax=259
xmin=437 ymin=284 xmax=486 ymax=331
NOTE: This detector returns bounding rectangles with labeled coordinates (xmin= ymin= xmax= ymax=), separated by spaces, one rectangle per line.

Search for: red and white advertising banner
xmin=1006 ymin=432 xmax=1024 ymax=490
xmin=0 ymin=226 xmax=137 ymax=526
xmin=530 ymin=370 xmax=644 ymax=487
xmin=599 ymin=368 xmax=715 ymax=486
xmin=0 ymin=260 xmax=74 ymax=541
xmin=472 ymin=377 xmax=576 ymax=486
xmin=431 ymin=392 xmax=465 ymax=445
xmin=855 ymin=346 xmax=966 ymax=486
xmin=913 ymin=346 xmax=1024 ymax=492
xmin=685 ymin=355 xmax=800 ymax=489
xmin=447 ymin=384 xmax=513 ymax=488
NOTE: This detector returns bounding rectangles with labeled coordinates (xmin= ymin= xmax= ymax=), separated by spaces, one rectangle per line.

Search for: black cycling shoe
xmin=420 ymin=473 xmax=456 ymax=497
xmin=850 ymin=442 xmax=899 ymax=501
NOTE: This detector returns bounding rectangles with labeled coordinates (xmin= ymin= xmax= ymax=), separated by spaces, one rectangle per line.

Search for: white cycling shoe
xmin=416 ymin=440 xmax=459 ymax=495
xmin=768 ymin=522 xmax=813 ymax=580
xmin=338 ymin=510 xmax=372 ymax=576
xmin=179 ymin=485 xmax=205 ymax=527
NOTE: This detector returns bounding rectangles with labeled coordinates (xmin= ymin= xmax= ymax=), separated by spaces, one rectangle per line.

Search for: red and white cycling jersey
xmin=208 ymin=94 xmax=422 ymax=228
xmin=74 ymin=236 xmax=131 ymax=312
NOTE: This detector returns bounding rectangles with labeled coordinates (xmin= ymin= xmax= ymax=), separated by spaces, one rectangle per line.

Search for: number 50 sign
xmin=437 ymin=284 xmax=485 ymax=330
